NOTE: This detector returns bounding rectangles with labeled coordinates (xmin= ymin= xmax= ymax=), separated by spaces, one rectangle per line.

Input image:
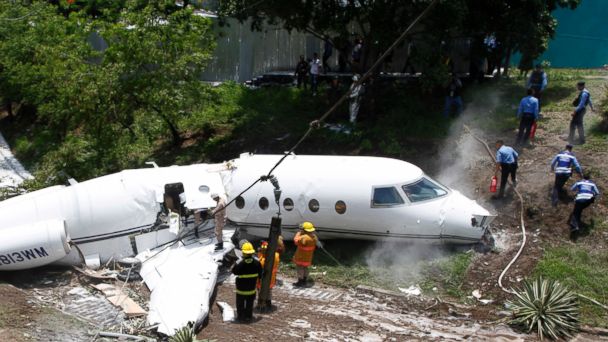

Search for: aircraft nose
xmin=440 ymin=191 xmax=495 ymax=242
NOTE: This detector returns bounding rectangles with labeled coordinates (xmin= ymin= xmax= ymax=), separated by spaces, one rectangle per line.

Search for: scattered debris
xmin=216 ymin=301 xmax=235 ymax=322
xmin=92 ymin=283 xmax=147 ymax=318
xmin=96 ymin=331 xmax=154 ymax=341
xmin=398 ymin=285 xmax=422 ymax=296
xmin=472 ymin=289 xmax=482 ymax=299
xmin=290 ymin=319 xmax=312 ymax=329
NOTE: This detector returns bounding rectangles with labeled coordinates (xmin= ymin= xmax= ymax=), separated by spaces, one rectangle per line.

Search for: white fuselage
xmin=224 ymin=154 xmax=494 ymax=243
xmin=0 ymin=153 xmax=494 ymax=271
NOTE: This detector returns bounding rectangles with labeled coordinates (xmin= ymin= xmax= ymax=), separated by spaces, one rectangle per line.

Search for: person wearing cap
xmin=349 ymin=74 xmax=364 ymax=123
xmin=210 ymin=193 xmax=226 ymax=251
xmin=293 ymin=221 xmax=318 ymax=287
xmin=569 ymin=81 xmax=594 ymax=144
xmin=516 ymin=88 xmax=539 ymax=146
xmin=569 ymin=174 xmax=600 ymax=240
xmin=526 ymin=64 xmax=547 ymax=110
xmin=550 ymin=144 xmax=583 ymax=207
xmin=493 ymin=140 xmax=518 ymax=199
xmin=256 ymin=241 xmax=280 ymax=307
xmin=231 ymin=242 xmax=262 ymax=322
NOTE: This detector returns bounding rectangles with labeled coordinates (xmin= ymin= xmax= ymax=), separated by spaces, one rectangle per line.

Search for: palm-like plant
xmin=507 ymin=277 xmax=580 ymax=340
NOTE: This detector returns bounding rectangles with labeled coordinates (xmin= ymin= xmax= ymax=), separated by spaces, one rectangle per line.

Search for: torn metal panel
xmin=137 ymin=230 xmax=235 ymax=336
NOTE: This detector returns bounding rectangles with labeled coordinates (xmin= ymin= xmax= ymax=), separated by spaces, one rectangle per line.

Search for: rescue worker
xmin=257 ymin=241 xmax=280 ymax=307
xmin=443 ymin=75 xmax=463 ymax=118
xmin=210 ymin=193 xmax=226 ymax=251
xmin=569 ymin=81 xmax=594 ymax=145
xmin=569 ymin=174 xmax=600 ymax=239
xmin=293 ymin=221 xmax=318 ymax=287
xmin=294 ymin=55 xmax=309 ymax=89
xmin=231 ymin=242 xmax=262 ymax=322
xmin=493 ymin=140 xmax=518 ymax=199
xmin=550 ymin=144 xmax=583 ymax=207
xmin=516 ymin=88 xmax=539 ymax=146
xmin=526 ymin=64 xmax=547 ymax=110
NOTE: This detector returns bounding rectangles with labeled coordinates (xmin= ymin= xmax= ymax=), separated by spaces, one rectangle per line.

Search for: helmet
xmin=260 ymin=241 xmax=268 ymax=249
xmin=241 ymin=242 xmax=255 ymax=255
xmin=300 ymin=221 xmax=315 ymax=232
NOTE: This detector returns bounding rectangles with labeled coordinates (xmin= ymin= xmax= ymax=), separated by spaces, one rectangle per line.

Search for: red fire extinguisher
xmin=529 ymin=121 xmax=537 ymax=140
xmin=490 ymin=176 xmax=497 ymax=193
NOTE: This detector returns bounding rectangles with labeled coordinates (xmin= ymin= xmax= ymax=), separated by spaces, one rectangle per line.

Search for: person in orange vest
xmin=293 ymin=221 xmax=318 ymax=287
xmin=257 ymin=241 xmax=280 ymax=307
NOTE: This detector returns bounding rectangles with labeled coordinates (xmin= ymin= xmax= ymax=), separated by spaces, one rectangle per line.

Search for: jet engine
xmin=0 ymin=219 xmax=71 ymax=271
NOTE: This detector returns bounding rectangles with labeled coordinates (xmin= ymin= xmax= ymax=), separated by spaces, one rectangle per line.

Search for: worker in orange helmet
xmin=257 ymin=241 xmax=280 ymax=307
xmin=292 ymin=221 xmax=318 ymax=287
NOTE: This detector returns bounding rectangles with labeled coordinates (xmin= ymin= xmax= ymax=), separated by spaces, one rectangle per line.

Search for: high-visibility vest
xmin=257 ymin=251 xmax=280 ymax=289
xmin=293 ymin=232 xmax=317 ymax=267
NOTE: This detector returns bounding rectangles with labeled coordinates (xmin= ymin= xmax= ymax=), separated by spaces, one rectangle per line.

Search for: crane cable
xmin=463 ymin=124 xmax=524 ymax=295
xmin=138 ymin=0 xmax=440 ymax=264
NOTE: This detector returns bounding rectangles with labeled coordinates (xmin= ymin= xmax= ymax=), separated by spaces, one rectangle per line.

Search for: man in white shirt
xmin=310 ymin=52 xmax=321 ymax=96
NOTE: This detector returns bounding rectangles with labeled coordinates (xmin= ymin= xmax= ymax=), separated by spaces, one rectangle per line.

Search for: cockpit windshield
xmin=402 ymin=177 xmax=448 ymax=203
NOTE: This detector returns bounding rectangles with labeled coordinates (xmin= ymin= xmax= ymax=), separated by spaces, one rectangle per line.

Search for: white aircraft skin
xmin=0 ymin=153 xmax=494 ymax=271
xmin=227 ymin=154 xmax=494 ymax=243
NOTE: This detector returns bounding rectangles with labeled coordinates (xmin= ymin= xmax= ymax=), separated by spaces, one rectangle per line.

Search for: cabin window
xmin=308 ymin=199 xmax=320 ymax=212
xmin=198 ymin=185 xmax=210 ymax=194
xmin=372 ymin=187 xmax=404 ymax=206
xmin=335 ymin=201 xmax=346 ymax=214
xmin=402 ymin=177 xmax=448 ymax=203
xmin=235 ymin=196 xmax=245 ymax=209
xmin=283 ymin=198 xmax=294 ymax=211
xmin=259 ymin=197 xmax=269 ymax=210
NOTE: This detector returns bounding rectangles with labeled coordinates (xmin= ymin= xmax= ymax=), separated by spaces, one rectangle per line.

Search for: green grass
xmin=534 ymin=246 xmax=608 ymax=327
xmin=277 ymin=240 xmax=474 ymax=298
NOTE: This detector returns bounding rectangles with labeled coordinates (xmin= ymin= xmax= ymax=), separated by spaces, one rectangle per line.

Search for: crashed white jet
xmin=0 ymin=153 xmax=495 ymax=334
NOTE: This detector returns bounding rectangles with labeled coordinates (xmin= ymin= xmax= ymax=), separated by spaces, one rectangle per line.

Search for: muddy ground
xmin=1 ymin=76 xmax=608 ymax=341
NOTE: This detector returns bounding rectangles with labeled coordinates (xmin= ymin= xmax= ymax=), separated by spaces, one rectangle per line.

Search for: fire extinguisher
xmin=490 ymin=176 xmax=497 ymax=193
xmin=530 ymin=121 xmax=537 ymax=140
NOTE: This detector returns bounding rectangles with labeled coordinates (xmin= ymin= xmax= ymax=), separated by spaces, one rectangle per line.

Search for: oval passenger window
xmin=198 ymin=185 xmax=209 ymax=194
xmin=235 ymin=196 xmax=245 ymax=209
xmin=308 ymin=199 xmax=319 ymax=213
xmin=259 ymin=197 xmax=269 ymax=210
xmin=335 ymin=200 xmax=346 ymax=214
xmin=283 ymin=198 xmax=294 ymax=211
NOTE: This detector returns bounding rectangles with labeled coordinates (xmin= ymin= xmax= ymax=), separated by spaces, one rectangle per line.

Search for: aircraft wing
xmin=136 ymin=228 xmax=235 ymax=336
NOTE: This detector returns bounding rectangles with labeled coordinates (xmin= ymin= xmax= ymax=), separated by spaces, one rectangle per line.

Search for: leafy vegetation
xmin=508 ymin=277 xmax=579 ymax=340
xmin=534 ymin=246 xmax=608 ymax=327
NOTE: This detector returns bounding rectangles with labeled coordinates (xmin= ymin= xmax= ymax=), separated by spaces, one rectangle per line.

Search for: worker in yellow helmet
xmin=292 ymin=221 xmax=318 ymax=287
xmin=257 ymin=241 xmax=280 ymax=307
xmin=231 ymin=241 xmax=262 ymax=322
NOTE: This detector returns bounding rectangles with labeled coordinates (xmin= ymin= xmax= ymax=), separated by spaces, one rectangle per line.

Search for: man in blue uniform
xmin=550 ymin=144 xmax=583 ymax=207
xmin=569 ymin=174 xmax=600 ymax=239
xmin=493 ymin=140 xmax=518 ymax=199
xmin=516 ymin=88 xmax=539 ymax=146
xmin=526 ymin=64 xmax=547 ymax=110
xmin=569 ymin=81 xmax=594 ymax=144
xmin=232 ymin=242 xmax=262 ymax=322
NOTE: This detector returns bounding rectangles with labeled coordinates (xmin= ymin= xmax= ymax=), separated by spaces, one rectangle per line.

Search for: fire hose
xmin=464 ymin=125 xmax=608 ymax=310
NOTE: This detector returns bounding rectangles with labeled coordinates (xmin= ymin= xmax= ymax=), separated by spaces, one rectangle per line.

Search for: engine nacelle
xmin=0 ymin=219 xmax=71 ymax=271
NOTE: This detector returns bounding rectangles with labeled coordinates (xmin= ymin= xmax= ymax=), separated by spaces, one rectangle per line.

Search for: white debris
xmin=472 ymin=289 xmax=482 ymax=299
xmin=216 ymin=302 xmax=235 ymax=322
xmin=479 ymin=299 xmax=494 ymax=305
xmin=290 ymin=319 xmax=312 ymax=329
xmin=67 ymin=287 xmax=89 ymax=296
xmin=398 ymin=285 xmax=421 ymax=296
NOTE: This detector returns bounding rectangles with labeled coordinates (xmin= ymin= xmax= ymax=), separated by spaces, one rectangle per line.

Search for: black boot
xmin=214 ymin=242 xmax=223 ymax=251
xmin=293 ymin=278 xmax=304 ymax=287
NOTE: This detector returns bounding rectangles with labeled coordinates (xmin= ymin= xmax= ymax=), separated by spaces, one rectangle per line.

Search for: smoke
xmin=434 ymin=89 xmax=504 ymax=196
xmin=363 ymin=88 xmax=505 ymax=285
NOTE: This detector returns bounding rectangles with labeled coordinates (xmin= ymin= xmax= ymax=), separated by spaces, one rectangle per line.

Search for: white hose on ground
xmin=463 ymin=125 xmax=525 ymax=294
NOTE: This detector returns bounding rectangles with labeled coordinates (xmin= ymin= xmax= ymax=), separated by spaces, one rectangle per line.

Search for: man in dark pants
xmin=294 ymin=55 xmax=309 ymax=89
xmin=231 ymin=242 xmax=262 ymax=322
xmin=526 ymin=64 xmax=547 ymax=110
xmin=550 ymin=144 xmax=582 ymax=207
xmin=569 ymin=81 xmax=594 ymax=145
xmin=493 ymin=140 xmax=518 ymax=199
xmin=516 ymin=88 xmax=539 ymax=146
xmin=569 ymin=174 xmax=600 ymax=240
